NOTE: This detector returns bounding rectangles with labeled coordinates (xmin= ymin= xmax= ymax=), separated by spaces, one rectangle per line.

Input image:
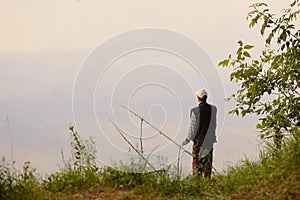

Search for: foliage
xmin=0 ymin=158 xmax=51 ymax=200
xmin=218 ymin=0 xmax=300 ymax=144
xmin=0 ymin=127 xmax=299 ymax=199
xmin=0 ymin=126 xmax=101 ymax=199
xmin=42 ymin=125 xmax=100 ymax=194
xmin=68 ymin=125 xmax=97 ymax=172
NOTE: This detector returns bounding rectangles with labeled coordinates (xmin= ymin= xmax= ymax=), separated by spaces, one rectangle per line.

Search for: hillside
xmin=1 ymin=130 xmax=299 ymax=199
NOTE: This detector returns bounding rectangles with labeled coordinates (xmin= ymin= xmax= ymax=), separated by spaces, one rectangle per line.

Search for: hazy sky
xmin=0 ymin=0 xmax=294 ymax=174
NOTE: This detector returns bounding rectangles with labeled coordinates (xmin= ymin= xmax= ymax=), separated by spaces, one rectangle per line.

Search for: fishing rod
xmin=106 ymin=115 xmax=159 ymax=173
xmin=113 ymin=102 xmax=193 ymax=157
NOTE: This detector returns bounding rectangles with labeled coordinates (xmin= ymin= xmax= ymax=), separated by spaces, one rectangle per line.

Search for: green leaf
xmin=228 ymin=109 xmax=237 ymax=115
xmin=280 ymin=31 xmax=287 ymax=42
xmin=243 ymin=51 xmax=251 ymax=58
xmin=244 ymin=45 xmax=254 ymax=49
xmin=218 ymin=59 xmax=230 ymax=67
xmin=263 ymin=9 xmax=270 ymax=12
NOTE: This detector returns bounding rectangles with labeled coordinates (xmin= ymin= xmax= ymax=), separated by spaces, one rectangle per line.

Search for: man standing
xmin=182 ymin=89 xmax=217 ymax=177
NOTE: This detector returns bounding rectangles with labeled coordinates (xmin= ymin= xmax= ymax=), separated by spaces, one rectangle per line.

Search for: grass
xmin=0 ymin=127 xmax=299 ymax=200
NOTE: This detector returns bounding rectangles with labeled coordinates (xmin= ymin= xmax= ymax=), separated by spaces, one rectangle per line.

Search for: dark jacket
xmin=191 ymin=102 xmax=217 ymax=149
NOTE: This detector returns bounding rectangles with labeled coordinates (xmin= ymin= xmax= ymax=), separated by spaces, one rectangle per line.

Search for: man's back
xmin=191 ymin=103 xmax=217 ymax=149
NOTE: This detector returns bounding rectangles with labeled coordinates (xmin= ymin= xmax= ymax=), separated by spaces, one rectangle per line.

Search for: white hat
xmin=195 ymin=89 xmax=207 ymax=98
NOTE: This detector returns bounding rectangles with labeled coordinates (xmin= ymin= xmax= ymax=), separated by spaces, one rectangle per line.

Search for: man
xmin=182 ymin=89 xmax=217 ymax=177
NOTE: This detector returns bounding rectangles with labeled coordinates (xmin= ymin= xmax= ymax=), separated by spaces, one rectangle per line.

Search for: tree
xmin=219 ymin=0 xmax=300 ymax=148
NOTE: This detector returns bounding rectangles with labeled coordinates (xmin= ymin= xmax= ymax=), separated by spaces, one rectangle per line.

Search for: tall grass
xmin=43 ymin=126 xmax=100 ymax=194
xmin=0 ymin=127 xmax=299 ymax=199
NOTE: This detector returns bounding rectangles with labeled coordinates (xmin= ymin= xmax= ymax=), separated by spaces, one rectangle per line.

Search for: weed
xmin=0 ymin=126 xmax=299 ymax=199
